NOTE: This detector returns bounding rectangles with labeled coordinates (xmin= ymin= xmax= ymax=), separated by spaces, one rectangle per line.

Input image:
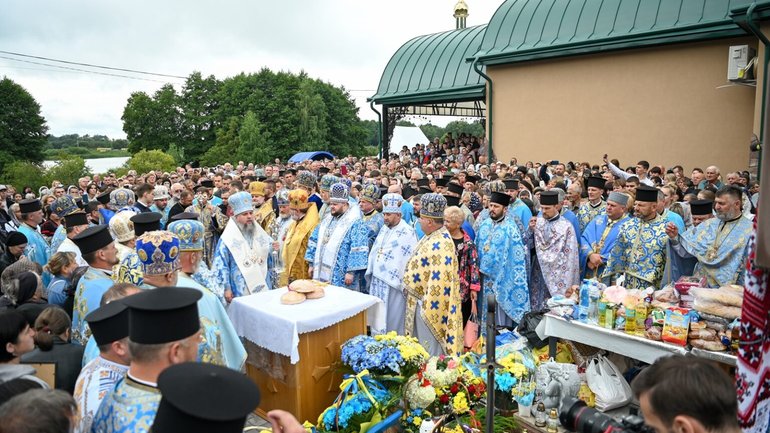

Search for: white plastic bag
xmin=585 ymin=354 xmax=632 ymax=411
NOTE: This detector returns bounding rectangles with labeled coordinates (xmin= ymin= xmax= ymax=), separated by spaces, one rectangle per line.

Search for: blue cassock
xmin=72 ymin=268 xmax=114 ymax=345
xmin=661 ymin=226 xmax=699 ymax=287
xmin=476 ymin=215 xmax=529 ymax=323
xmin=662 ymin=209 xmax=685 ymax=233
xmin=579 ymin=214 xmax=629 ymax=283
xmin=361 ymin=212 xmax=384 ymax=249
xmin=98 ymin=208 xmax=115 ymax=225
xmin=401 ymin=201 xmax=415 ymax=225
xmin=50 ymin=225 xmax=67 ymax=256
xmin=676 ymin=216 xmax=753 ymax=287
xmin=82 ymin=337 xmax=99 ymax=367
xmin=508 ymin=199 xmax=533 ymax=230
xmin=562 ymin=209 xmax=581 ymax=241
xmin=149 ymin=204 xmax=170 ymax=229
xmin=305 ymin=220 xmax=369 ymax=290
xmin=177 ymin=274 xmax=247 ymax=370
xmin=90 ymin=376 xmax=160 ymax=433
xmin=18 ymin=223 xmax=51 ymax=286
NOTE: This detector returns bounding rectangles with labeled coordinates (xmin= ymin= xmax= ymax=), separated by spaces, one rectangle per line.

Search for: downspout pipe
xmin=746 ymin=2 xmax=769 ymax=180
xmin=370 ymin=102 xmax=383 ymax=159
xmin=473 ymin=57 xmax=493 ymax=161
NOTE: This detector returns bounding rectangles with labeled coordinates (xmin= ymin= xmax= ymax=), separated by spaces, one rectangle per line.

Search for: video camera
xmin=560 ymin=398 xmax=652 ymax=433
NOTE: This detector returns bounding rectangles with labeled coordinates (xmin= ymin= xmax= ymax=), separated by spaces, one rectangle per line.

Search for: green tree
xmin=296 ymin=80 xmax=328 ymax=151
xmin=122 ymin=85 xmax=182 ymax=153
xmin=443 ymin=120 xmax=484 ymax=139
xmin=0 ymin=77 xmax=48 ymax=174
xmin=360 ymin=119 xmax=380 ymax=147
xmin=201 ymin=116 xmax=241 ymax=166
xmin=419 ymin=123 xmax=445 ymax=141
xmin=179 ymin=72 xmax=220 ymax=161
xmin=167 ymin=143 xmax=186 ymax=165
xmin=0 ymin=161 xmax=48 ymax=193
xmin=237 ymin=111 xmax=270 ymax=164
xmin=47 ymin=156 xmax=91 ymax=187
xmin=128 ymin=150 xmax=177 ymax=174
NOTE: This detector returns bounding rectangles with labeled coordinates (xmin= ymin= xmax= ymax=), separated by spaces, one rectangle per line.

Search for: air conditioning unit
xmin=728 ymin=45 xmax=756 ymax=81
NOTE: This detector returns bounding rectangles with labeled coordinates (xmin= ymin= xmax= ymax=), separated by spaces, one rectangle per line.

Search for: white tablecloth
xmin=227 ymin=285 xmax=385 ymax=364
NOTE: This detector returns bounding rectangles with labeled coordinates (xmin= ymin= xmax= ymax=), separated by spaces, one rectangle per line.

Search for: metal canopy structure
xmin=369 ymin=25 xmax=488 ymax=156
xmin=473 ymin=0 xmax=752 ymax=66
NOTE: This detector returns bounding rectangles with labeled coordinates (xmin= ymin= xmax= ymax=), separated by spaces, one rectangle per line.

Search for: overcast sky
xmin=0 ymin=0 xmax=502 ymax=138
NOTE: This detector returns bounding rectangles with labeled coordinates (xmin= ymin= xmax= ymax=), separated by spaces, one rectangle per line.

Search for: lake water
xmin=43 ymin=156 xmax=130 ymax=174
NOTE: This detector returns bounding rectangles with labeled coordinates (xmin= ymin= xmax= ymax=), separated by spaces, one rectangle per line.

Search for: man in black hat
xmin=476 ymin=191 xmax=530 ymax=327
xmin=74 ymin=301 xmax=132 ymax=433
xmin=0 ymin=231 xmax=27 ymax=277
xmin=71 ymin=225 xmax=120 ymax=345
xmin=55 ymin=211 xmax=90 ymax=266
xmin=130 ymin=212 xmax=162 ymax=238
xmin=152 ymin=362 xmax=260 ymax=433
xmin=91 ymin=287 xmax=203 ymax=433
xmin=528 ymin=190 xmax=580 ymax=310
xmin=577 ymin=176 xmax=607 ymax=233
xmin=503 ymin=178 xmax=533 ymax=231
xmin=603 ymin=185 xmax=668 ymax=290
xmin=16 ymin=199 xmax=49 ymax=277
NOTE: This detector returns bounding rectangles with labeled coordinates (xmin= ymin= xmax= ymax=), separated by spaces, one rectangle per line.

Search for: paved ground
xmin=244 ymin=413 xmax=272 ymax=431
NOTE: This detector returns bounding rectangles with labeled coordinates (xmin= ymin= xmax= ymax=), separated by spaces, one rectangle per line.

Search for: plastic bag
xmin=585 ymin=354 xmax=632 ymax=412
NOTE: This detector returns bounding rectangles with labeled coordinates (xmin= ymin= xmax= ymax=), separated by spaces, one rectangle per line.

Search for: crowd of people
xmin=0 ymin=131 xmax=761 ymax=432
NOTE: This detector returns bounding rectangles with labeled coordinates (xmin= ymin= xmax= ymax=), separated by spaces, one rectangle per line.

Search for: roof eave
xmin=369 ymin=84 xmax=485 ymax=106
xmin=475 ymin=22 xmax=748 ymax=66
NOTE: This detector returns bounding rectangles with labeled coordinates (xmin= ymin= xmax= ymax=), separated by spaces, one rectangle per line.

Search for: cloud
xmin=0 ymin=0 xmax=502 ymax=137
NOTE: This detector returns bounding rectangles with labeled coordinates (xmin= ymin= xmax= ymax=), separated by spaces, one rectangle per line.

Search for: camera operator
xmin=631 ymin=355 xmax=739 ymax=433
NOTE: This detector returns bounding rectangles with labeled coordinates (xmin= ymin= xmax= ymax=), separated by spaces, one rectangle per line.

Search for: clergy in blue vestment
xmin=603 ymin=185 xmax=669 ymax=290
xmin=17 ymin=199 xmax=51 ymax=285
xmin=579 ymin=192 xmax=630 ymax=283
xmin=168 ymin=219 xmax=247 ymax=370
xmin=503 ymin=178 xmax=534 ymax=232
xmin=359 ymin=183 xmax=384 ymax=249
xmin=662 ymin=199 xmax=714 ymax=286
xmin=49 ymin=195 xmax=81 ymax=255
xmin=366 ymin=193 xmax=417 ymax=334
xmin=476 ymin=192 xmax=529 ymax=326
xmin=306 ymin=183 xmax=369 ymax=291
xmin=71 ymin=225 xmax=119 ymax=345
xmin=95 ymin=190 xmax=115 ymax=226
xmin=91 ymin=287 xmax=202 ymax=433
xmin=74 ymin=301 xmax=131 ymax=433
xmin=317 ymin=174 xmax=339 ymax=221
xmin=668 ymin=187 xmax=753 ymax=287
xmin=213 ymin=191 xmax=272 ymax=304
xmin=577 ymin=176 xmax=608 ymax=233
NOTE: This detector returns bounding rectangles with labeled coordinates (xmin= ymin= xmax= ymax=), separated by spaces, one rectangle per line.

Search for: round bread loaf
xmin=281 ymin=291 xmax=306 ymax=305
xmin=305 ymin=288 xmax=325 ymax=299
xmin=289 ymin=279 xmax=321 ymax=293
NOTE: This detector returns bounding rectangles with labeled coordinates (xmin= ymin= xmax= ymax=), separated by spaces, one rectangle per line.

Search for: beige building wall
xmin=488 ymin=37 xmax=756 ymax=173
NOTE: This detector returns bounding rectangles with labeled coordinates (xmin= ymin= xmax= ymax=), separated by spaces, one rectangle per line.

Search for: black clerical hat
xmin=96 ymin=190 xmax=111 ymax=205
xmin=503 ymin=179 xmax=519 ymax=191
xmin=64 ymin=211 xmax=89 ymax=228
xmin=586 ymin=176 xmax=606 ymax=190
xmin=443 ymin=194 xmax=460 ymax=207
xmin=122 ymin=287 xmax=202 ymax=344
xmin=19 ymin=199 xmax=41 ymax=214
xmin=419 ymin=186 xmax=433 ymax=195
xmin=416 ymin=178 xmax=430 ymax=187
xmin=490 ymin=192 xmax=511 ymax=207
xmin=153 ymin=362 xmax=261 ymax=433
xmin=635 ymin=185 xmax=659 ymax=203
xmin=170 ymin=212 xmax=200 ymax=222
xmin=540 ymin=191 xmax=559 ymax=206
xmin=447 ymin=182 xmax=464 ymax=196
xmin=85 ymin=301 xmax=129 ymax=346
xmin=690 ymin=199 xmax=714 ymax=216
xmin=130 ymin=212 xmax=162 ymax=237
xmin=73 ymin=225 xmax=114 ymax=255
xmin=403 ymin=187 xmax=416 ymax=201
xmin=466 ymin=175 xmax=480 ymax=184
xmin=200 ymin=179 xmax=214 ymax=188
xmin=319 ymin=167 xmax=330 ymax=174
xmin=435 ymin=178 xmax=449 ymax=187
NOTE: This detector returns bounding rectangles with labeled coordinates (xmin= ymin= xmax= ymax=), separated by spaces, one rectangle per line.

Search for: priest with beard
xmin=213 ymin=191 xmax=272 ymax=304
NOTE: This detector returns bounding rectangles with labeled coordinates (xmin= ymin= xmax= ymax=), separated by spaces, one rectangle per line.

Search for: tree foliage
xmin=1 ymin=156 xmax=90 ymax=192
xmin=0 ymin=77 xmax=48 ymax=175
xmin=127 ymin=150 xmax=176 ymax=174
xmin=237 ymin=111 xmax=270 ymax=164
xmin=122 ymin=69 xmax=368 ymax=164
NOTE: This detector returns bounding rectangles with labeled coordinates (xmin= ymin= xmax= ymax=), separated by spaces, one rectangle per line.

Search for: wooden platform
xmin=245 ymin=311 xmax=367 ymax=423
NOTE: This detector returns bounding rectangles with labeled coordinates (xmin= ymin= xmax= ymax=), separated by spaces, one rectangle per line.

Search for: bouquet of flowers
xmin=374 ymin=332 xmax=429 ymax=378
xmin=318 ymin=370 xmax=391 ymax=433
xmin=400 ymin=408 xmax=432 ymax=433
xmin=410 ymin=355 xmax=486 ymax=417
xmin=341 ymin=335 xmax=403 ymax=376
